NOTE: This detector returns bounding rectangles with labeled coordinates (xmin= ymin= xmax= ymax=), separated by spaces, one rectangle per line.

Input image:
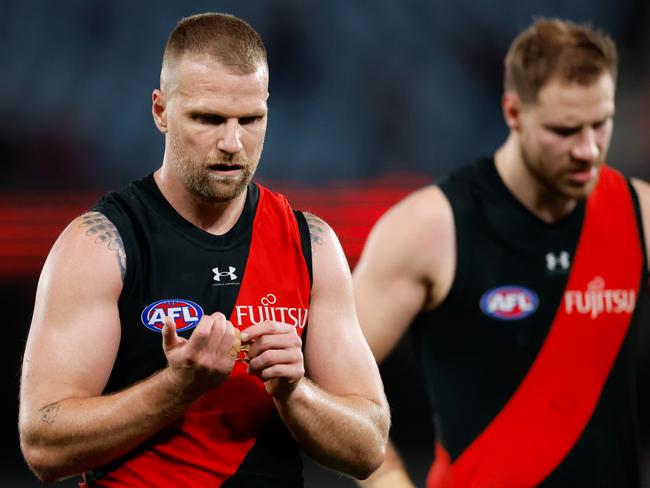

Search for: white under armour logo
xmin=212 ymin=266 xmax=237 ymax=282
xmin=545 ymin=251 xmax=570 ymax=271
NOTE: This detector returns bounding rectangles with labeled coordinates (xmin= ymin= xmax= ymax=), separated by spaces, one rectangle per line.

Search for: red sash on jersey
xmin=428 ymin=166 xmax=643 ymax=488
xmin=90 ymin=185 xmax=311 ymax=487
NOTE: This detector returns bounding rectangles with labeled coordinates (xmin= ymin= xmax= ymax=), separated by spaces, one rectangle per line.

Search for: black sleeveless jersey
xmin=413 ymin=158 xmax=648 ymax=487
xmin=85 ymin=174 xmax=313 ymax=487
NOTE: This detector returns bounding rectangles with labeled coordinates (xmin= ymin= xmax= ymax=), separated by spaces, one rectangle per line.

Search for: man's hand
xmin=162 ymin=312 xmax=238 ymax=399
xmin=241 ymin=321 xmax=304 ymax=399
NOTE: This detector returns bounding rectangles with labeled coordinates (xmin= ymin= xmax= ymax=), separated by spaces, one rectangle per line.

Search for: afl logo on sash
xmin=480 ymin=286 xmax=539 ymax=321
xmin=141 ymin=299 xmax=204 ymax=332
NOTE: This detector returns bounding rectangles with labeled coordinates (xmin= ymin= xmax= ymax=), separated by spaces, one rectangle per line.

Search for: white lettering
xmin=235 ymin=305 xmax=247 ymax=325
xmin=167 ymin=307 xmax=182 ymax=320
xmin=232 ymin=294 xmax=308 ymax=328
xmin=148 ymin=308 xmax=166 ymax=326
xmin=286 ymin=307 xmax=297 ymax=326
xmin=564 ymin=276 xmax=636 ymax=319
xmin=182 ymin=307 xmax=199 ymax=323
xmin=249 ymin=306 xmax=264 ymax=324
xmin=518 ymin=294 xmax=534 ymax=312
xmin=300 ymin=308 xmax=309 ymax=328
xmin=489 ymin=293 xmax=533 ymax=313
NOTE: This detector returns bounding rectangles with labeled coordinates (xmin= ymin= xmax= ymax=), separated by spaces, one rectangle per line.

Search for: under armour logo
xmin=212 ymin=266 xmax=237 ymax=282
xmin=545 ymin=251 xmax=570 ymax=272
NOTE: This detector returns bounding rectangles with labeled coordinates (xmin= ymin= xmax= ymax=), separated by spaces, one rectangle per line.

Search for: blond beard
xmin=171 ymin=154 xmax=256 ymax=201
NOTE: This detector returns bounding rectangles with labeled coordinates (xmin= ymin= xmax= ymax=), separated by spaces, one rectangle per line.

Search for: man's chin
xmin=200 ymin=179 xmax=249 ymax=202
xmin=560 ymin=179 xmax=598 ymax=200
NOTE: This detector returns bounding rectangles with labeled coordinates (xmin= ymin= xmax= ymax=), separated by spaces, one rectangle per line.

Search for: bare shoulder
xmin=302 ymin=212 xmax=349 ymax=288
xmin=74 ymin=211 xmax=126 ymax=279
xmin=41 ymin=211 xmax=126 ymax=299
xmin=362 ymin=185 xmax=453 ymax=269
xmin=631 ymin=177 xmax=650 ymax=200
xmin=303 ymin=212 xmax=332 ymax=249
xmin=383 ymin=184 xmax=452 ymax=233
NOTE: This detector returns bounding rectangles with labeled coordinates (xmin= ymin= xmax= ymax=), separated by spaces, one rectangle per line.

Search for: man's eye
xmin=192 ymin=114 xmax=225 ymax=124
xmin=240 ymin=116 xmax=261 ymax=125
xmin=593 ymin=120 xmax=607 ymax=130
xmin=550 ymin=127 xmax=579 ymax=137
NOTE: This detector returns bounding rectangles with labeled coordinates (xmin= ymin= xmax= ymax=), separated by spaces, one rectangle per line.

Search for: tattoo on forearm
xmin=305 ymin=213 xmax=325 ymax=246
xmin=80 ymin=212 xmax=126 ymax=279
xmin=40 ymin=403 xmax=60 ymax=425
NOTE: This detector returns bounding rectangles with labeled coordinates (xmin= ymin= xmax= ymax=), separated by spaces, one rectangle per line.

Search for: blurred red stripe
xmin=0 ymin=179 xmax=425 ymax=278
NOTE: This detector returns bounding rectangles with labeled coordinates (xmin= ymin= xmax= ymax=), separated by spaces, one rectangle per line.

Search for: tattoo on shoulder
xmin=79 ymin=212 xmax=126 ymax=279
xmin=304 ymin=213 xmax=326 ymax=246
xmin=40 ymin=403 xmax=60 ymax=425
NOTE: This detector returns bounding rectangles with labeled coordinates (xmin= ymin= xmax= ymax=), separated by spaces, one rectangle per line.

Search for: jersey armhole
xmin=627 ymin=179 xmax=649 ymax=282
xmin=293 ymin=210 xmax=313 ymax=287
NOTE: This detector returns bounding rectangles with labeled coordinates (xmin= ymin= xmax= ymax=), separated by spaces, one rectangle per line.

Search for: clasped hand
xmin=162 ymin=312 xmax=304 ymax=399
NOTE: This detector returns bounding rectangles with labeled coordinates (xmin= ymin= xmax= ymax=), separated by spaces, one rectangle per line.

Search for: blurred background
xmin=2 ymin=0 xmax=649 ymax=486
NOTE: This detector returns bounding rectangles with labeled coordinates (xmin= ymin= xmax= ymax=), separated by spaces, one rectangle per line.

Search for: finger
xmin=256 ymin=363 xmax=305 ymax=382
xmin=187 ymin=314 xmax=215 ymax=353
xmin=248 ymin=348 xmax=303 ymax=374
xmin=214 ymin=321 xmax=236 ymax=358
xmin=162 ymin=316 xmax=179 ymax=351
xmin=230 ymin=328 xmax=242 ymax=359
xmin=210 ymin=311 xmax=228 ymax=323
xmin=205 ymin=315 xmax=228 ymax=353
xmin=247 ymin=332 xmax=302 ymax=359
xmin=205 ymin=312 xmax=231 ymax=353
xmin=240 ymin=321 xmax=295 ymax=342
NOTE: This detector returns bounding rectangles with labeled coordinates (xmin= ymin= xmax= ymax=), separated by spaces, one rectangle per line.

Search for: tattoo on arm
xmin=79 ymin=212 xmax=126 ymax=279
xmin=40 ymin=403 xmax=60 ymax=425
xmin=304 ymin=213 xmax=325 ymax=246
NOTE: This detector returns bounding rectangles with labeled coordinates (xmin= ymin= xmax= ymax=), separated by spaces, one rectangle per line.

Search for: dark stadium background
xmin=2 ymin=1 xmax=649 ymax=486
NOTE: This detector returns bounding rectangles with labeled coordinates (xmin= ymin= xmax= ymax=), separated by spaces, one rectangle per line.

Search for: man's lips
xmin=568 ymin=166 xmax=598 ymax=184
xmin=208 ymin=163 xmax=244 ymax=173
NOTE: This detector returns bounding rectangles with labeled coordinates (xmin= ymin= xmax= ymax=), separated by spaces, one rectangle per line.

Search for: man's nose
xmin=571 ymin=127 xmax=599 ymax=162
xmin=218 ymin=118 xmax=243 ymax=154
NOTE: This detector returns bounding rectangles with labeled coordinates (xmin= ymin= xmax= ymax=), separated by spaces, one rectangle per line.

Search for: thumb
xmin=162 ymin=316 xmax=179 ymax=351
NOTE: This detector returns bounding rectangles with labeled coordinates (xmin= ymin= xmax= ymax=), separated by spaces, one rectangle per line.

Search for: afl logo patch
xmin=480 ymin=286 xmax=539 ymax=321
xmin=141 ymin=299 xmax=204 ymax=332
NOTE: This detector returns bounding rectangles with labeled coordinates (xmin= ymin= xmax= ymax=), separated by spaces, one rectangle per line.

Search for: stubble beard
xmin=172 ymin=154 xmax=257 ymax=202
xmin=520 ymin=145 xmax=598 ymax=201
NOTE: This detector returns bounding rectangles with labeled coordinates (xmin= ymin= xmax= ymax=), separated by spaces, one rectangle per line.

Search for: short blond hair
xmin=162 ymin=12 xmax=267 ymax=75
xmin=504 ymin=18 xmax=617 ymax=103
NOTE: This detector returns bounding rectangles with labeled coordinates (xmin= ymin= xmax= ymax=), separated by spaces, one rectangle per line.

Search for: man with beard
xmin=354 ymin=19 xmax=650 ymax=487
xmin=19 ymin=13 xmax=389 ymax=487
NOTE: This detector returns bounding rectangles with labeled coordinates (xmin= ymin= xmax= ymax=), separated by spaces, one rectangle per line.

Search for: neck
xmin=494 ymin=133 xmax=578 ymax=224
xmin=153 ymin=168 xmax=248 ymax=235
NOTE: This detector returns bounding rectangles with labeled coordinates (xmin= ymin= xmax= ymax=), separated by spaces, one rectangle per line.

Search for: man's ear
xmin=502 ymin=91 xmax=523 ymax=132
xmin=152 ymin=89 xmax=167 ymax=134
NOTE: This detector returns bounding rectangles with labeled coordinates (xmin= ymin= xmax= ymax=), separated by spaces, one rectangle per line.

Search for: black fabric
xmin=93 ymin=175 xmax=260 ymax=393
xmin=221 ymin=412 xmax=303 ymax=487
xmin=87 ymin=176 xmax=312 ymax=485
xmin=294 ymin=210 xmax=313 ymax=287
xmin=413 ymin=158 xmax=645 ymax=485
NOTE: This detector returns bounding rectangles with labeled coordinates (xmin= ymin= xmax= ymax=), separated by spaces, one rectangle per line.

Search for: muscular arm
xmin=19 ymin=212 xmax=236 ymax=482
xmin=631 ymin=178 xmax=650 ymax=289
xmin=244 ymin=213 xmax=391 ymax=479
xmin=352 ymin=187 xmax=456 ymax=486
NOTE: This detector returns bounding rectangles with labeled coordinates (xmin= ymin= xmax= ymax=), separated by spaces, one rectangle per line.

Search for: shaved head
xmin=161 ymin=13 xmax=268 ymax=91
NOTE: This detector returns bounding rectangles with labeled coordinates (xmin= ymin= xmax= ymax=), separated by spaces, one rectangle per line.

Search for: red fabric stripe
xmin=94 ymin=185 xmax=310 ymax=487
xmin=428 ymin=167 xmax=642 ymax=487
xmin=427 ymin=442 xmax=453 ymax=488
